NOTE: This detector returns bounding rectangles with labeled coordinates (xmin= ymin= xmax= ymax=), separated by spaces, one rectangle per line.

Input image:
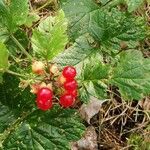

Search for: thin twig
xmin=6 ymin=70 xmax=27 ymax=78
xmin=10 ymin=34 xmax=33 ymax=60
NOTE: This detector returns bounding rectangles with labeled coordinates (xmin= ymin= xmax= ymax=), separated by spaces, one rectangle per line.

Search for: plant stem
xmin=6 ymin=70 xmax=26 ymax=78
xmin=10 ymin=34 xmax=33 ymax=60
xmin=35 ymin=0 xmax=53 ymax=12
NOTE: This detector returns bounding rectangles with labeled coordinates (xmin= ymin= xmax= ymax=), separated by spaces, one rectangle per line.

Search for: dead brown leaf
xmin=138 ymin=97 xmax=150 ymax=110
xmin=71 ymin=126 xmax=98 ymax=150
xmin=79 ymin=97 xmax=109 ymax=124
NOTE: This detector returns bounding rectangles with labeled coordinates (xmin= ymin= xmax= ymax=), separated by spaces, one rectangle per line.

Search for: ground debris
xmin=79 ymin=97 xmax=108 ymax=124
xmin=71 ymin=126 xmax=98 ymax=150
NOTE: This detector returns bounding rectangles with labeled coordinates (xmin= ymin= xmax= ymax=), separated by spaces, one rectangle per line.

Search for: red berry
xmin=65 ymin=90 xmax=78 ymax=98
xmin=37 ymin=88 xmax=53 ymax=101
xmin=36 ymin=88 xmax=53 ymax=111
xmin=59 ymin=94 xmax=75 ymax=108
xmin=64 ymin=80 xmax=77 ymax=91
xmin=62 ymin=66 xmax=76 ymax=79
xmin=37 ymin=98 xmax=52 ymax=111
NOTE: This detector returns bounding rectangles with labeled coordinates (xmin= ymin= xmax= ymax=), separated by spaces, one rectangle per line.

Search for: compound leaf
xmin=54 ymin=36 xmax=98 ymax=67
xmin=111 ymin=50 xmax=150 ymax=100
xmin=79 ymin=55 xmax=109 ymax=102
xmin=60 ymin=0 xmax=99 ymax=40
xmin=32 ymin=10 xmax=68 ymax=60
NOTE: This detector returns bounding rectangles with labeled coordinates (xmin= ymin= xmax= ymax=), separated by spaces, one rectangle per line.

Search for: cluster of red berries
xmin=31 ymin=61 xmax=78 ymax=111
xmin=59 ymin=66 xmax=77 ymax=108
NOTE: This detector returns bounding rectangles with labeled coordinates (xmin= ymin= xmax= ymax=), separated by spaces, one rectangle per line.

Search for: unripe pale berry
xmin=32 ymin=61 xmax=45 ymax=75
xmin=30 ymin=83 xmax=40 ymax=94
xmin=46 ymin=83 xmax=53 ymax=91
xmin=57 ymin=75 xmax=66 ymax=85
xmin=39 ymin=82 xmax=47 ymax=89
xmin=49 ymin=64 xmax=59 ymax=75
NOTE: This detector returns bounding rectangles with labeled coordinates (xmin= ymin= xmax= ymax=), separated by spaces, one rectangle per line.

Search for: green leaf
xmin=79 ymin=55 xmax=109 ymax=102
xmin=0 ymin=74 xmax=85 ymax=149
xmin=126 ymin=0 xmax=144 ymax=12
xmin=60 ymin=0 xmax=99 ymax=40
xmin=0 ymin=0 xmax=29 ymax=32
xmin=0 ymin=0 xmax=9 ymax=26
xmin=127 ymin=126 xmax=150 ymax=150
xmin=0 ymin=42 xmax=8 ymax=71
xmin=61 ymin=1 xmax=146 ymax=54
xmin=32 ymin=10 xmax=68 ymax=60
xmin=0 ymin=74 xmax=34 ymax=110
xmin=0 ymin=102 xmax=17 ymax=134
xmin=2 ymin=106 xmax=85 ymax=149
xmin=6 ymin=29 xmax=29 ymax=57
xmin=100 ymin=0 xmax=111 ymax=5
xmin=88 ymin=8 xmax=146 ymax=55
xmin=54 ymin=36 xmax=98 ymax=67
xmin=90 ymin=8 xmax=146 ymax=41
xmin=0 ymin=25 xmax=9 ymax=43
xmin=0 ymin=73 xmax=3 ymax=83
xmin=25 ymin=12 xmax=40 ymax=28
xmin=9 ymin=0 xmax=29 ymax=31
xmin=111 ymin=50 xmax=150 ymax=100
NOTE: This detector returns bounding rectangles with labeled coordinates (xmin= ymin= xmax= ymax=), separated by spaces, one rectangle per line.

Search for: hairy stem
xmin=10 ymin=34 xmax=33 ymax=60
xmin=6 ymin=70 xmax=27 ymax=78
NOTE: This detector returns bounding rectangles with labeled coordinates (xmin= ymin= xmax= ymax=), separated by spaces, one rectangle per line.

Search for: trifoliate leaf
xmin=6 ymin=29 xmax=29 ymax=57
xmin=61 ymin=1 xmax=146 ymax=53
xmin=32 ymin=10 xmax=68 ymax=60
xmin=0 ymin=42 xmax=8 ymax=71
xmin=60 ymin=0 xmax=99 ymax=40
xmin=79 ymin=55 xmax=109 ymax=102
xmin=88 ymin=8 xmax=146 ymax=55
xmin=111 ymin=50 xmax=150 ymax=100
xmin=54 ymin=36 xmax=98 ymax=67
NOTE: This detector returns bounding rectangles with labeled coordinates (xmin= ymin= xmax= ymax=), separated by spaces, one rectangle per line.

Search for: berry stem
xmin=10 ymin=34 xmax=33 ymax=61
xmin=35 ymin=0 xmax=52 ymax=12
xmin=6 ymin=70 xmax=27 ymax=78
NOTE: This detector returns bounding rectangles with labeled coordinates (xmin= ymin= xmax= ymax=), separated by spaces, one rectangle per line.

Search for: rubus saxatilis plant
xmin=0 ymin=0 xmax=149 ymax=149
xmin=0 ymin=1 xmax=84 ymax=149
